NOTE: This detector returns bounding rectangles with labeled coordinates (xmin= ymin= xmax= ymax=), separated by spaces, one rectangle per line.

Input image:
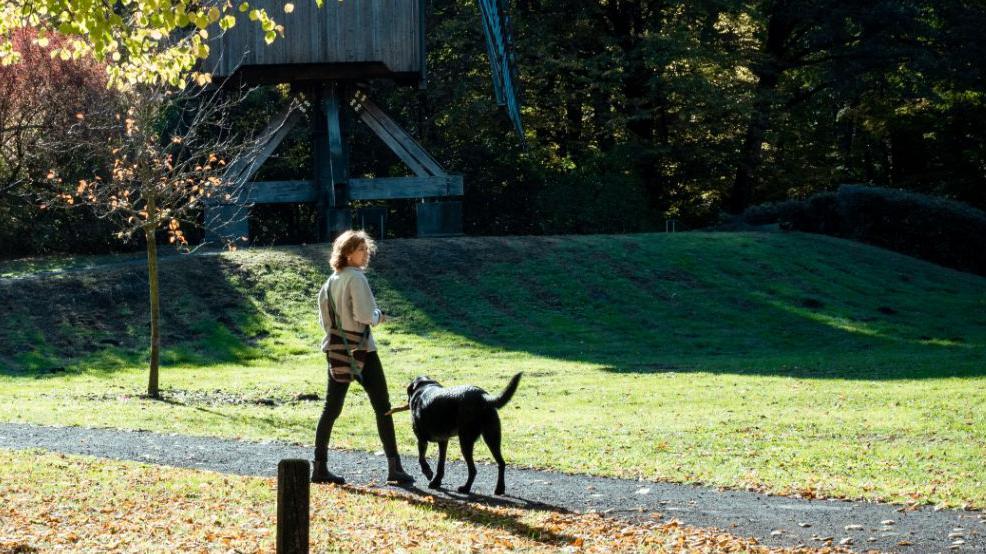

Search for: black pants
xmin=314 ymin=350 xmax=399 ymax=460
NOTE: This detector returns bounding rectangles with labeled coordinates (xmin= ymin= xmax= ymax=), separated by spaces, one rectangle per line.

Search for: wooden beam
xmin=349 ymin=175 xmax=463 ymax=200
xmin=353 ymin=101 xmax=430 ymax=177
xmin=246 ymin=180 xmax=317 ymax=204
xmin=351 ymin=90 xmax=447 ymax=177
xmin=224 ymin=105 xmax=303 ymax=189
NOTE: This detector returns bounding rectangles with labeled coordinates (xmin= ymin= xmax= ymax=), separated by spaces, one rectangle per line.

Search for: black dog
xmin=406 ymin=372 xmax=522 ymax=495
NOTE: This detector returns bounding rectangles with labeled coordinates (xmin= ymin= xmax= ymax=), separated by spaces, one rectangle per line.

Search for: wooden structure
xmin=202 ymin=0 xmax=522 ymax=243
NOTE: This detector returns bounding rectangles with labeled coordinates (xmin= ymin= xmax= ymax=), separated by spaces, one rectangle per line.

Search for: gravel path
xmin=2 ymin=422 xmax=983 ymax=552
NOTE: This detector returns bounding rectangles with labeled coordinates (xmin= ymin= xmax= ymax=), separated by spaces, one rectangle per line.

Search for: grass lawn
xmin=1 ymin=232 xmax=984 ymax=509
xmin=0 ymin=449 xmax=775 ymax=553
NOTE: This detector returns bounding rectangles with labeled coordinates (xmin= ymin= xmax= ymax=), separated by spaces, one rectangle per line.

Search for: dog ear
xmin=407 ymin=376 xmax=425 ymax=397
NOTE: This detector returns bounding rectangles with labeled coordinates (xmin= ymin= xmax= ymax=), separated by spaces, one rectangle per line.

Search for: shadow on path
xmin=344 ymin=484 xmax=578 ymax=547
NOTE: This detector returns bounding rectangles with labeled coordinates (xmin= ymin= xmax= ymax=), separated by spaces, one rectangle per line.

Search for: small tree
xmin=40 ymin=82 xmax=292 ymax=397
xmin=1 ymin=27 xmax=121 ymax=256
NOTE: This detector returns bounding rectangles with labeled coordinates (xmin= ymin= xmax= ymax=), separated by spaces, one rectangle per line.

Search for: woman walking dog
xmin=312 ymin=230 xmax=414 ymax=485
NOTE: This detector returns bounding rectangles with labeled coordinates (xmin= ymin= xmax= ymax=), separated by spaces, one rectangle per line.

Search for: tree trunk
xmin=144 ymin=197 xmax=161 ymax=398
xmin=727 ymin=70 xmax=779 ymax=213
xmin=726 ymin=3 xmax=796 ymax=214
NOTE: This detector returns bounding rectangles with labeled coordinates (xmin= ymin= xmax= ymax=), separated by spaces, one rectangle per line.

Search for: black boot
xmin=387 ymin=456 xmax=414 ymax=485
xmin=312 ymin=459 xmax=345 ymax=485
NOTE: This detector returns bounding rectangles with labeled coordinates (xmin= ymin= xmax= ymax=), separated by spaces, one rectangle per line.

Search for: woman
xmin=312 ymin=230 xmax=413 ymax=485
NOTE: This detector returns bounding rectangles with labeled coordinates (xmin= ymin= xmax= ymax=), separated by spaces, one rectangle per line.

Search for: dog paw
xmin=420 ymin=466 xmax=433 ymax=480
xmin=456 ymin=485 xmax=472 ymax=494
xmin=494 ymin=487 xmax=505 ymax=496
xmin=427 ymin=479 xmax=442 ymax=489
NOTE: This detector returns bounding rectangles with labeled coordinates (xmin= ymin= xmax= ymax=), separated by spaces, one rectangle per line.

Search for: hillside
xmin=2 ymin=232 xmax=985 ymax=508
xmin=3 ymin=231 xmax=984 ymax=378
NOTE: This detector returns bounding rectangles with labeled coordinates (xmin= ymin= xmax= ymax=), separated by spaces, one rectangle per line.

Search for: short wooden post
xmin=277 ymin=459 xmax=310 ymax=554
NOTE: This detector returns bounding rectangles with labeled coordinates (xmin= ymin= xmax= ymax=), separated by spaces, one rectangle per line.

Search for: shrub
xmin=744 ymin=186 xmax=986 ymax=276
xmin=741 ymin=199 xmax=805 ymax=226
xmin=836 ymin=185 xmax=986 ymax=276
xmin=740 ymin=192 xmax=839 ymax=233
xmin=781 ymin=192 xmax=839 ymax=234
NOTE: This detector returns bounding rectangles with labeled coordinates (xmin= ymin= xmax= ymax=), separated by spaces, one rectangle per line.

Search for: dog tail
xmin=488 ymin=372 xmax=522 ymax=410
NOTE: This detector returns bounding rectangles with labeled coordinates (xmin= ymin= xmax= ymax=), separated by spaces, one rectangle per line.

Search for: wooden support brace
xmin=224 ymin=104 xmax=303 ymax=190
xmin=351 ymin=90 xmax=447 ymax=178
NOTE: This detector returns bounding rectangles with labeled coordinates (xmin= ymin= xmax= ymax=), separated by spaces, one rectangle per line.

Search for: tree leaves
xmin=0 ymin=0 xmax=286 ymax=88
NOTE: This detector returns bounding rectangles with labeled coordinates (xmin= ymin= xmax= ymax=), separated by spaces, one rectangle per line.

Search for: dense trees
xmin=384 ymin=0 xmax=986 ymax=229
xmin=2 ymin=0 xmax=984 ymax=249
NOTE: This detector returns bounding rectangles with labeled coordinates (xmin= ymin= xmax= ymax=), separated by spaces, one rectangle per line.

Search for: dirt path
xmin=1 ymin=422 xmax=982 ymax=552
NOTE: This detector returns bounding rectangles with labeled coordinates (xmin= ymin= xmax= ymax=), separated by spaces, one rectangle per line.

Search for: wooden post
xmin=277 ymin=459 xmax=310 ymax=554
xmin=323 ymin=83 xmax=348 ymax=193
xmin=312 ymin=86 xmax=331 ymax=242
xmin=314 ymin=83 xmax=352 ymax=241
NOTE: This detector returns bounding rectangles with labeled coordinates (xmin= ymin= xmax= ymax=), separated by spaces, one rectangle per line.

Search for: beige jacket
xmin=317 ymin=267 xmax=382 ymax=352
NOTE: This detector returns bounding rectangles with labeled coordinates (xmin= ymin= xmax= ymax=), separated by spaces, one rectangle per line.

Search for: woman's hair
xmin=330 ymin=230 xmax=377 ymax=272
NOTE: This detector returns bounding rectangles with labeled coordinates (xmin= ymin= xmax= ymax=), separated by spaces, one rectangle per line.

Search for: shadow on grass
xmin=361 ymin=234 xmax=986 ymax=380
xmin=0 ymin=252 xmax=266 ymax=378
xmin=344 ymin=484 xmax=579 ymax=547
xmin=4 ymin=234 xmax=985 ymax=381
xmin=151 ymin=393 xmax=316 ymax=437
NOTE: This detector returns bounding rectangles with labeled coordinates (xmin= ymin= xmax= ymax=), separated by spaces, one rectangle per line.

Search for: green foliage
xmin=533 ymin=149 xmax=657 ymax=234
xmin=744 ymin=186 xmax=986 ymax=276
xmin=0 ymin=0 xmax=284 ymax=88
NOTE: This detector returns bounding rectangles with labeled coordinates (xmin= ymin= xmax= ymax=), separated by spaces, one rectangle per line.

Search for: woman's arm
xmin=349 ymin=272 xmax=383 ymax=326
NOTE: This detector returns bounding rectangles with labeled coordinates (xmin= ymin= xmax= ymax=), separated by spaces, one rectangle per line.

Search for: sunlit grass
xmin=1 ymin=232 xmax=984 ymax=509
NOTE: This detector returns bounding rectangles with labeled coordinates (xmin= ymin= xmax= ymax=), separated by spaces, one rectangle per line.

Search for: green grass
xmin=1 ymin=232 xmax=984 ymax=509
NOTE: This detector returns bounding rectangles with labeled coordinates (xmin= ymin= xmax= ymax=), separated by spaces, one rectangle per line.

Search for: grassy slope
xmin=1 ymin=232 xmax=984 ymax=508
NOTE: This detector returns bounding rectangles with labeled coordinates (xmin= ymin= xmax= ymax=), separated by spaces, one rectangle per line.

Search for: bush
xmin=741 ymin=192 xmax=838 ymax=233
xmin=836 ymin=185 xmax=986 ymax=276
xmin=534 ymin=170 xmax=654 ymax=234
xmin=781 ymin=192 xmax=839 ymax=234
xmin=744 ymin=185 xmax=986 ymax=276
xmin=740 ymin=199 xmax=805 ymax=226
